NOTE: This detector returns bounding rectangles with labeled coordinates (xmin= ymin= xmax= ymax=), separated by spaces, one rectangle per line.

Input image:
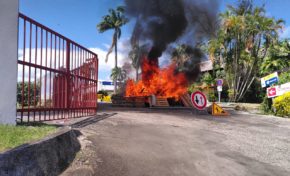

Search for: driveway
xmin=61 ymin=108 xmax=290 ymax=176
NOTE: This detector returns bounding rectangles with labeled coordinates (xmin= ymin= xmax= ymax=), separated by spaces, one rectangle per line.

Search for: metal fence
xmin=17 ymin=13 xmax=98 ymax=123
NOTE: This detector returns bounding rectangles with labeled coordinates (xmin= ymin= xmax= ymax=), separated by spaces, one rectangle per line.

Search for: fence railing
xmin=17 ymin=13 xmax=98 ymax=123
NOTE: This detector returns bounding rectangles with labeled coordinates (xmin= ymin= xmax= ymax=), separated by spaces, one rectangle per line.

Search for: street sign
xmin=216 ymin=79 xmax=223 ymax=103
xmin=265 ymin=77 xmax=278 ymax=87
xmin=191 ymin=91 xmax=207 ymax=110
xmin=277 ymin=82 xmax=290 ymax=95
xmin=266 ymin=82 xmax=290 ymax=98
xmin=102 ymin=81 xmax=113 ymax=86
xmin=267 ymin=87 xmax=277 ymax=98
xmin=216 ymin=79 xmax=223 ymax=86
xmin=212 ymin=102 xmax=229 ymax=116
xmin=261 ymin=72 xmax=278 ymax=88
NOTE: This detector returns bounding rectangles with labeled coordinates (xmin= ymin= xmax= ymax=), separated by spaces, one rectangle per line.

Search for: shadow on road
xmin=71 ymin=113 xmax=117 ymax=128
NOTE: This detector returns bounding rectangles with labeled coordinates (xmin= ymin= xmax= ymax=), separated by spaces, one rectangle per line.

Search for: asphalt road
xmin=61 ymin=108 xmax=290 ymax=176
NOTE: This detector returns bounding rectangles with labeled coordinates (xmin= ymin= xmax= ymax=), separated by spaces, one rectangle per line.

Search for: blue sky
xmin=19 ymin=0 xmax=290 ymax=80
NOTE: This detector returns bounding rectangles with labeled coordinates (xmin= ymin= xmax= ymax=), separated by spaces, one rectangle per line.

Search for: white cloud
xmin=89 ymin=38 xmax=132 ymax=79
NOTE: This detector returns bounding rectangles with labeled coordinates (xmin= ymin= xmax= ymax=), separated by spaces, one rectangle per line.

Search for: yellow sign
xmin=263 ymin=72 xmax=278 ymax=81
xmin=212 ymin=103 xmax=229 ymax=116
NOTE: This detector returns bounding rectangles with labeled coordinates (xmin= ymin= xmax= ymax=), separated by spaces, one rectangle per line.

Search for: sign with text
xmin=102 ymin=81 xmax=113 ymax=86
xmin=267 ymin=87 xmax=277 ymax=98
xmin=261 ymin=72 xmax=278 ymax=88
xmin=267 ymin=82 xmax=290 ymax=98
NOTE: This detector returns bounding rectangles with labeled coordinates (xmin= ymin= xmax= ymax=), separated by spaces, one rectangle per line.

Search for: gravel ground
xmin=61 ymin=108 xmax=290 ymax=176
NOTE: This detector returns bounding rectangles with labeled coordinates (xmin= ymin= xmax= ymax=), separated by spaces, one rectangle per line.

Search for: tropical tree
xmin=128 ymin=44 xmax=148 ymax=81
xmin=171 ymin=44 xmax=201 ymax=72
xmin=208 ymin=0 xmax=284 ymax=102
xmin=17 ymin=81 xmax=41 ymax=107
xmin=260 ymin=40 xmax=290 ymax=75
xmin=278 ymin=70 xmax=290 ymax=84
xmin=97 ymin=6 xmax=129 ymax=93
xmin=110 ymin=67 xmax=127 ymax=85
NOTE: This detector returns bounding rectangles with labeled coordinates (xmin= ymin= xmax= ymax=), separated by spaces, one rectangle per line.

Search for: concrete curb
xmin=0 ymin=127 xmax=81 ymax=176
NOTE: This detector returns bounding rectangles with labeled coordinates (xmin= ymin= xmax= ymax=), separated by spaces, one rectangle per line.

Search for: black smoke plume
xmin=126 ymin=0 xmax=187 ymax=61
xmin=125 ymin=0 xmax=219 ymax=80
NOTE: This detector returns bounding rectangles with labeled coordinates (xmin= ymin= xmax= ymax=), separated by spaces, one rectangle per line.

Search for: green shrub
xmin=201 ymin=72 xmax=214 ymax=85
xmin=273 ymin=92 xmax=290 ymax=117
xmin=207 ymin=90 xmax=216 ymax=102
xmin=187 ymin=83 xmax=202 ymax=93
xmin=261 ymin=95 xmax=273 ymax=114
xmin=278 ymin=70 xmax=290 ymax=84
xmin=97 ymin=90 xmax=108 ymax=96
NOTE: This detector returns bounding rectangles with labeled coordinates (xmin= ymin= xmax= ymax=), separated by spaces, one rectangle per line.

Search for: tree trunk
xmin=114 ymin=35 xmax=118 ymax=94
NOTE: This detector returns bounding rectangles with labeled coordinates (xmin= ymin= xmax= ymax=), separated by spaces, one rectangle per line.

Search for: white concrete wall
xmin=0 ymin=0 xmax=19 ymax=124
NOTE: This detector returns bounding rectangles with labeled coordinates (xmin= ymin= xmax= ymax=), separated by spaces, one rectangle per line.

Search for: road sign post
xmin=267 ymin=87 xmax=277 ymax=98
xmin=266 ymin=82 xmax=290 ymax=98
xmin=261 ymin=72 xmax=278 ymax=88
xmin=212 ymin=102 xmax=229 ymax=116
xmin=191 ymin=91 xmax=207 ymax=110
xmin=216 ymin=79 xmax=223 ymax=103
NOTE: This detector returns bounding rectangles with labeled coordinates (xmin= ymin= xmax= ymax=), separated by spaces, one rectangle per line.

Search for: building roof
xmin=199 ymin=60 xmax=213 ymax=72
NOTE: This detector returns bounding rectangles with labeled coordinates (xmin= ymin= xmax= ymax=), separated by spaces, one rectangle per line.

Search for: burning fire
xmin=125 ymin=58 xmax=188 ymax=99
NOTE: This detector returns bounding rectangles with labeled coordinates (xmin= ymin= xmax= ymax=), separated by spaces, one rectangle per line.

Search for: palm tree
xmin=97 ymin=6 xmax=129 ymax=93
xmin=171 ymin=44 xmax=197 ymax=72
xmin=128 ymin=44 xmax=147 ymax=81
xmin=110 ymin=67 xmax=127 ymax=86
xmin=208 ymin=0 xmax=284 ymax=102
xmin=260 ymin=40 xmax=290 ymax=75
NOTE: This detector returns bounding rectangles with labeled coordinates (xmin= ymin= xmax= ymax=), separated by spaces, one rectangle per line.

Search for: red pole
xmin=39 ymin=28 xmax=43 ymax=121
xmin=44 ymin=31 xmax=48 ymax=120
xmin=34 ymin=25 xmax=38 ymax=121
xmin=49 ymin=32 xmax=52 ymax=120
xmin=66 ymin=41 xmax=70 ymax=118
xmin=21 ymin=19 xmax=26 ymax=123
xmin=28 ymin=22 xmax=32 ymax=122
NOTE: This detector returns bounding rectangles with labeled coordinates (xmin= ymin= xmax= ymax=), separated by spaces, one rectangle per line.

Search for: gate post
xmin=65 ymin=41 xmax=71 ymax=110
xmin=0 ymin=0 xmax=19 ymax=124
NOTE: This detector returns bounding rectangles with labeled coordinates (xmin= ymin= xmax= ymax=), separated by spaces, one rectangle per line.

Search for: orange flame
xmin=125 ymin=58 xmax=188 ymax=99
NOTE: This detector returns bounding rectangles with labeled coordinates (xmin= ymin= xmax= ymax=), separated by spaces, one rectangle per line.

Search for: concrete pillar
xmin=0 ymin=0 xmax=19 ymax=124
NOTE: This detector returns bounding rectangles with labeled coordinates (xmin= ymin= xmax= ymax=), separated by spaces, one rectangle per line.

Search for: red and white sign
xmin=267 ymin=82 xmax=290 ymax=98
xmin=278 ymin=82 xmax=290 ymax=95
xmin=191 ymin=91 xmax=207 ymax=110
xmin=267 ymin=87 xmax=277 ymax=98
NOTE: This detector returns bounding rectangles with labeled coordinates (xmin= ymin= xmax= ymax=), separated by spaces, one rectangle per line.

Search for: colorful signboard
xmin=267 ymin=87 xmax=277 ymax=98
xmin=261 ymin=72 xmax=278 ymax=88
xmin=267 ymin=82 xmax=290 ymax=98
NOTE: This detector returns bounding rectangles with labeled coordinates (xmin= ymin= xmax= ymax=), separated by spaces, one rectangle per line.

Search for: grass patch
xmin=0 ymin=124 xmax=57 ymax=152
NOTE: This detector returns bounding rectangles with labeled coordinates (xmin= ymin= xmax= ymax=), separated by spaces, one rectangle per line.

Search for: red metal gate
xmin=17 ymin=13 xmax=98 ymax=123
